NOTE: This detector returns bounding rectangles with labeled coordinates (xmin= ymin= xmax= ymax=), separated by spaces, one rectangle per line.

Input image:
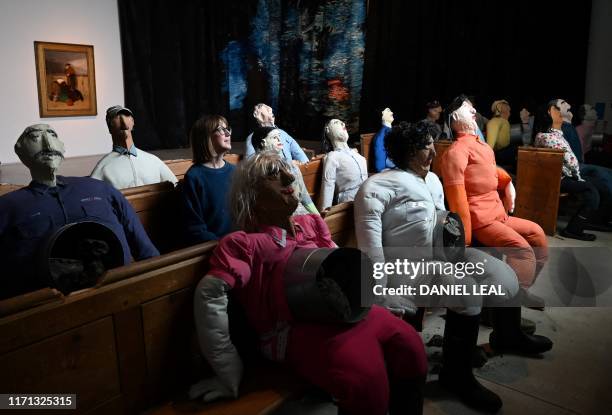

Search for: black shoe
xmin=489 ymin=307 xmax=553 ymax=355
xmin=560 ymin=228 xmax=596 ymax=241
xmin=440 ymin=311 xmax=502 ymax=413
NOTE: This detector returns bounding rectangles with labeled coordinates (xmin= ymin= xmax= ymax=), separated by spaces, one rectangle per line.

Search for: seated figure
xmin=251 ymin=126 xmax=319 ymax=215
xmin=486 ymin=99 xmax=518 ymax=169
xmin=441 ymin=95 xmax=549 ymax=298
xmin=0 ymin=124 xmax=159 ymax=299
xmin=533 ymin=101 xmax=612 ymax=240
xmin=372 ymin=107 xmax=395 ymax=172
xmin=245 ymin=103 xmax=309 ymax=163
xmin=190 ymin=152 xmax=427 ymax=415
xmin=421 ymin=100 xmax=445 ymax=140
xmin=558 ymin=99 xmax=612 ymax=229
xmin=355 ymin=121 xmax=551 ymax=413
xmin=318 ymin=119 xmax=368 ymax=211
xmin=180 ymin=115 xmax=236 ymax=244
xmin=91 ymin=105 xmax=178 ymax=189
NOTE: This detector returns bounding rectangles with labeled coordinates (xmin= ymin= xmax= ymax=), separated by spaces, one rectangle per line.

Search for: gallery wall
xmin=0 ymin=0 xmax=124 ymax=164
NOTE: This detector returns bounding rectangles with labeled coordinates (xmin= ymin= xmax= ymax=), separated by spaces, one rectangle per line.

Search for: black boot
xmin=439 ymin=310 xmax=502 ymax=413
xmin=388 ymin=376 xmax=425 ymax=415
xmin=489 ymin=307 xmax=553 ymax=355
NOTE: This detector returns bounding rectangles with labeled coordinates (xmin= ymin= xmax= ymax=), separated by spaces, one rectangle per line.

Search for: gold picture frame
xmin=34 ymin=41 xmax=97 ymax=117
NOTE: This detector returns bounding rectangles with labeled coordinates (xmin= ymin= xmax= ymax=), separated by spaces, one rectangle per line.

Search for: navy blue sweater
xmin=181 ymin=162 xmax=235 ymax=244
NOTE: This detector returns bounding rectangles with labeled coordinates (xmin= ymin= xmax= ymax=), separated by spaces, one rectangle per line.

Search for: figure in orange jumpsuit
xmin=441 ymin=95 xmax=548 ymax=298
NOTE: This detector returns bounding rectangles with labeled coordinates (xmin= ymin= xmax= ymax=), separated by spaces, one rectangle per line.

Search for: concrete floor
xmin=274 ymin=219 xmax=612 ymax=415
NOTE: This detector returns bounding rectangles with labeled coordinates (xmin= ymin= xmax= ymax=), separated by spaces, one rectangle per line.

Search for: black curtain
xmin=118 ymin=0 xmax=253 ymax=150
xmin=360 ymin=0 xmax=593 ymax=132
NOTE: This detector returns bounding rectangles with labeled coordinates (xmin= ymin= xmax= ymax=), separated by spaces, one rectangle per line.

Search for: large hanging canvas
xmin=34 ymin=41 xmax=97 ymax=117
xmin=221 ymin=0 xmax=366 ymax=139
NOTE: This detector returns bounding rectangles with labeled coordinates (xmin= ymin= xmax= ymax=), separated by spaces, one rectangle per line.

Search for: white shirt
xmin=318 ymin=148 xmax=368 ymax=210
xmin=90 ymin=147 xmax=178 ymax=189
xmin=354 ymin=169 xmax=445 ymax=261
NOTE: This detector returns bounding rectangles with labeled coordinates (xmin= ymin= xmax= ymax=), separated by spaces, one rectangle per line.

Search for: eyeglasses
xmin=215 ymin=126 xmax=232 ymax=137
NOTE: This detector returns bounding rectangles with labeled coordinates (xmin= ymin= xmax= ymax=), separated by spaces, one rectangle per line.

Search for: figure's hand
xmin=520 ymin=108 xmax=530 ymax=124
xmin=382 ymin=108 xmax=394 ymax=127
xmin=320 ymin=206 xmax=332 ymax=218
xmin=189 ymin=377 xmax=238 ymax=403
xmin=503 ymin=181 xmax=516 ymax=213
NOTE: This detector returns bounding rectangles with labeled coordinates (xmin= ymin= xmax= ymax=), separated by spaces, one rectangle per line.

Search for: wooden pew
xmin=121 ymin=182 xmax=182 ymax=253
xmin=431 ymin=140 xmax=453 ymax=178
xmin=0 ymin=242 xmax=217 ymax=414
xmin=164 ymin=159 xmax=193 ymax=181
xmin=0 ymin=183 xmax=23 ymax=196
xmin=360 ymin=132 xmax=375 ymax=172
xmin=323 ymin=201 xmax=357 ymax=248
xmin=299 ymin=158 xmax=323 ymax=200
xmin=514 ymin=146 xmax=564 ymax=235
xmin=164 ymin=154 xmax=242 ymax=182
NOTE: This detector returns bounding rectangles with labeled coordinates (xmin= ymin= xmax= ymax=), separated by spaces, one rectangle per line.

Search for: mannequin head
xmin=446 ymin=95 xmax=477 ymax=135
xmin=491 ymin=100 xmax=511 ymax=119
xmin=106 ymin=105 xmax=135 ymax=147
xmin=324 ymin=119 xmax=349 ymax=150
xmin=385 ymin=121 xmax=437 ymax=178
xmin=190 ymin=114 xmax=232 ymax=164
xmin=15 ymin=124 xmax=65 ymax=186
xmin=381 ymin=108 xmax=394 ymax=127
xmin=253 ymin=103 xmax=275 ymax=127
xmin=230 ymin=151 xmax=298 ymax=232
xmin=252 ymin=126 xmax=283 ymax=154
xmin=555 ymin=99 xmax=572 ymax=123
xmin=426 ymin=100 xmax=443 ymax=122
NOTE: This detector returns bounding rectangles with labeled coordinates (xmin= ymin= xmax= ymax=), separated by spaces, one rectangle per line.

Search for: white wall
xmin=585 ymin=0 xmax=612 ymax=134
xmin=0 ymin=0 xmax=123 ymax=164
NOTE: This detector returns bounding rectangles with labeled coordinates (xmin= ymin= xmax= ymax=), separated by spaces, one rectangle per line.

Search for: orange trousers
xmin=473 ymin=216 xmax=548 ymax=288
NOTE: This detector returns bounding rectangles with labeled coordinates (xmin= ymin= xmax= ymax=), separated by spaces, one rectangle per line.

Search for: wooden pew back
xmin=323 ymin=201 xmax=357 ymax=247
xmin=299 ymin=158 xmax=323 ymax=200
xmin=0 ymin=242 xmax=217 ymax=414
xmin=0 ymin=183 xmax=23 ymax=196
xmin=360 ymin=132 xmax=375 ymax=172
xmin=121 ymin=181 xmax=181 ymax=253
xmin=514 ymin=146 xmax=564 ymax=235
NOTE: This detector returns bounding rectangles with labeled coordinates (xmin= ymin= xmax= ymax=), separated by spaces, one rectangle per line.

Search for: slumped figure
xmin=318 ymin=119 xmax=368 ymax=211
xmin=190 ymin=152 xmax=428 ymax=415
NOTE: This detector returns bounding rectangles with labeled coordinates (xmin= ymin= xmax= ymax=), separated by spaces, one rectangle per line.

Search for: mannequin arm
xmin=191 ymin=275 xmax=243 ymax=402
xmin=444 ymin=184 xmax=472 ymax=245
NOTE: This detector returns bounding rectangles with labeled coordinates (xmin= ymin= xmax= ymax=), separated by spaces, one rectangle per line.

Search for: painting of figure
xmin=35 ymin=42 xmax=97 ymax=117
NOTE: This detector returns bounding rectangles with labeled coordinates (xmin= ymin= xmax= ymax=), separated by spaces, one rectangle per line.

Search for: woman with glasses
xmin=181 ymin=115 xmax=236 ymax=244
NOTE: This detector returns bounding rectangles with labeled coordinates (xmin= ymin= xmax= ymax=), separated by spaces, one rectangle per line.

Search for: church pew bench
xmin=514 ymin=146 xmax=564 ymax=235
xmin=0 ymin=182 xmax=23 ymax=196
xmin=121 ymin=181 xmax=183 ymax=253
xmin=0 ymin=242 xmax=217 ymax=414
xmin=360 ymin=132 xmax=375 ymax=173
xmin=299 ymin=158 xmax=323 ymax=200
xmin=163 ymin=153 xmax=242 ymax=182
xmin=323 ymin=201 xmax=357 ymax=248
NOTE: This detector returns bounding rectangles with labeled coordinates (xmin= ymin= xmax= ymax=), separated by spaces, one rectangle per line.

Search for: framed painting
xmin=34 ymin=41 xmax=97 ymax=117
